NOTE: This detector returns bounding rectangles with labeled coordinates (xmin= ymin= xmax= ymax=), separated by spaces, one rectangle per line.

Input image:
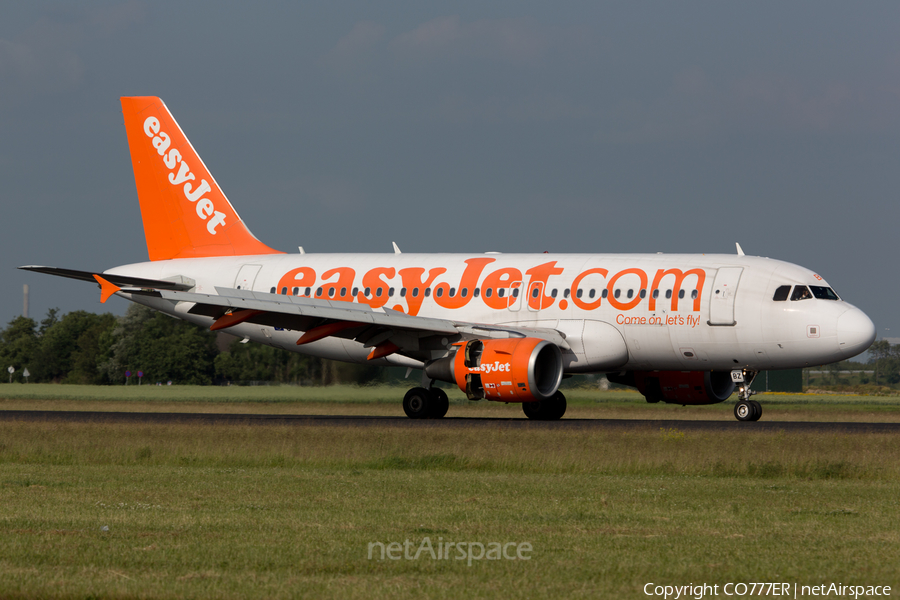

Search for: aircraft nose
xmin=837 ymin=308 xmax=876 ymax=358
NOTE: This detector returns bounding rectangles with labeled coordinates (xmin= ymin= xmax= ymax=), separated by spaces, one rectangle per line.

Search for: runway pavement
xmin=1 ymin=410 xmax=899 ymax=433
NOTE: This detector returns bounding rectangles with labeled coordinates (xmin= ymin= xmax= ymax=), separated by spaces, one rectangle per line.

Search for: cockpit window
xmin=790 ymin=285 xmax=813 ymax=301
xmin=773 ymin=285 xmax=791 ymax=301
xmin=810 ymin=286 xmax=840 ymax=301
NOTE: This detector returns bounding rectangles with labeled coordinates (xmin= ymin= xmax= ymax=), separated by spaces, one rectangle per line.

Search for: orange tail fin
xmin=120 ymin=96 xmax=283 ymax=261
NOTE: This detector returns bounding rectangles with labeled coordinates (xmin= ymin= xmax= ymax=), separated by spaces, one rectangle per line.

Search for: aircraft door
xmin=708 ymin=267 xmax=743 ymax=326
xmin=234 ymin=264 xmax=262 ymax=291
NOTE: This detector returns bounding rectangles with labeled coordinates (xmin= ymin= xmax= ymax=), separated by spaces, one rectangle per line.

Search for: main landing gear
xmin=733 ymin=369 xmax=762 ymax=422
xmin=402 ymin=387 xmax=450 ymax=419
xmin=401 ymin=386 xmax=568 ymax=420
xmin=522 ymin=391 xmax=567 ymax=421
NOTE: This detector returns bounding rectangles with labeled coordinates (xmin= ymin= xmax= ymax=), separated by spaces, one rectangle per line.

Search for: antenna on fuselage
xmin=392 ymin=242 xmax=401 ymax=254
xmin=736 ymin=242 xmax=745 ymax=256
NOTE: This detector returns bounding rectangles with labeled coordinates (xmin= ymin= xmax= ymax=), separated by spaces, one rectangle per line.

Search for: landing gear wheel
xmin=403 ymin=387 xmax=434 ymax=419
xmin=734 ymin=400 xmax=756 ymax=422
xmin=522 ymin=400 xmax=542 ymax=420
xmin=549 ymin=391 xmax=567 ymax=420
xmin=522 ymin=391 xmax=567 ymax=421
xmin=430 ymin=388 xmax=449 ymax=419
xmin=733 ymin=369 xmax=761 ymax=422
xmin=749 ymin=400 xmax=762 ymax=422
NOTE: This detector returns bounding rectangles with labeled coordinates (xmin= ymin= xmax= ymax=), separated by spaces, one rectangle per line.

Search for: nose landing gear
xmin=734 ymin=398 xmax=762 ymax=421
xmin=733 ymin=369 xmax=762 ymax=422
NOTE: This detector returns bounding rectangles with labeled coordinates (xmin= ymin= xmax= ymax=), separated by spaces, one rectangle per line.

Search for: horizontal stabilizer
xmin=18 ymin=266 xmax=195 ymax=291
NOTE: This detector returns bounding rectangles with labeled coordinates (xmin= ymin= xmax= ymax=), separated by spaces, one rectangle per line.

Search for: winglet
xmin=93 ymin=275 xmax=121 ymax=303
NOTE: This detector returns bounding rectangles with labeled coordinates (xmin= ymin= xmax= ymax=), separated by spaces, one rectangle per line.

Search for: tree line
xmin=2 ymin=305 xmax=896 ymax=387
xmin=866 ymin=340 xmax=900 ymax=386
xmin=0 ymin=305 xmax=388 ymax=385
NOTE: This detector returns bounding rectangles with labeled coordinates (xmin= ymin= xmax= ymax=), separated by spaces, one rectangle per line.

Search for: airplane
xmin=20 ymin=96 xmax=876 ymax=422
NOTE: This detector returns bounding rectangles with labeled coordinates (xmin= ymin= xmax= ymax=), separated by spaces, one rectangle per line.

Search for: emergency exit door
xmin=234 ymin=264 xmax=262 ymax=291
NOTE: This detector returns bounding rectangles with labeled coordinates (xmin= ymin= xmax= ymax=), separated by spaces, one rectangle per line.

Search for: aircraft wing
xmin=21 ymin=265 xmax=570 ymax=361
xmin=133 ymin=286 xmax=570 ymax=361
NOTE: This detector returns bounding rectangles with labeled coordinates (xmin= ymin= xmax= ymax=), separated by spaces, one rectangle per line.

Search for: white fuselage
xmin=109 ymin=252 xmax=876 ymax=373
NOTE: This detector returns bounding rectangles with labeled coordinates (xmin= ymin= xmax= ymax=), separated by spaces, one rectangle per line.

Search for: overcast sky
xmin=2 ymin=2 xmax=898 ymax=341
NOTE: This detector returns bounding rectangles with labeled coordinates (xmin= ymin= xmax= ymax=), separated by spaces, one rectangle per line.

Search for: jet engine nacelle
xmin=610 ymin=370 xmax=736 ymax=405
xmin=425 ymin=338 xmax=563 ymax=402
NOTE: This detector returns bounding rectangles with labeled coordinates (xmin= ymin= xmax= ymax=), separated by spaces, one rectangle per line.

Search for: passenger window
xmin=640 ymin=289 xmax=646 ymax=299
xmin=352 ymin=287 xmax=358 ymax=296
xmin=602 ymin=289 xmax=608 ymax=298
xmin=498 ymin=289 xmax=505 ymax=298
xmin=551 ymin=289 xmax=558 ymax=298
xmin=328 ymin=288 xmax=335 ymax=298
xmin=791 ymin=286 xmax=813 ymax=301
xmin=376 ymin=288 xmax=383 ymax=297
xmin=424 ymin=288 xmax=431 ymax=297
xmin=691 ymin=290 xmax=698 ymax=299
xmin=589 ymin=289 xmax=596 ymax=299
xmin=531 ymin=287 xmax=539 ymax=298
xmin=665 ymin=290 xmax=672 ymax=299
xmin=485 ymin=288 xmax=493 ymax=298
xmin=292 ymin=287 xmax=299 ymax=295
xmin=614 ymin=289 xmax=620 ymax=299
xmin=627 ymin=289 xmax=634 ymax=299
xmin=576 ymin=289 xmax=583 ymax=298
xmin=810 ymin=286 xmax=840 ymax=301
xmin=678 ymin=290 xmax=685 ymax=299
xmin=652 ymin=289 xmax=659 ymax=299
xmin=389 ymin=288 xmax=395 ymax=297
xmin=305 ymin=287 xmax=311 ymax=296
xmin=340 ymin=287 xmax=347 ymax=296
xmin=270 ymin=287 xmax=276 ymax=294
xmin=450 ymin=288 xmax=456 ymax=297
xmin=461 ymin=288 xmax=468 ymax=297
xmin=512 ymin=288 xmax=519 ymax=298
xmin=412 ymin=288 xmax=419 ymax=298
xmin=772 ymin=285 xmax=791 ymax=301
xmin=474 ymin=288 xmax=480 ymax=298
xmin=316 ymin=287 xmax=323 ymax=297
xmin=564 ymin=289 xmax=570 ymax=298
xmin=364 ymin=287 xmax=371 ymax=296
xmin=400 ymin=288 xmax=407 ymax=297
xmin=435 ymin=288 xmax=444 ymax=298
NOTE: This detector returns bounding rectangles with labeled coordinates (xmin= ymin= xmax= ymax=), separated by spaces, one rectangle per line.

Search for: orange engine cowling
xmin=625 ymin=370 xmax=735 ymax=405
xmin=425 ymin=338 xmax=563 ymax=402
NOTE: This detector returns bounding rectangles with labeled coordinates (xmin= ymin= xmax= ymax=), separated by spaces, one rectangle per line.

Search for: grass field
xmin=1 ymin=385 xmax=899 ymax=598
